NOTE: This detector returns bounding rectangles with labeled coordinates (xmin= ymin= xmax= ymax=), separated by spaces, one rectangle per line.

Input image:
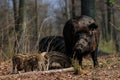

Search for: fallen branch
xmin=0 ymin=67 xmax=74 ymax=79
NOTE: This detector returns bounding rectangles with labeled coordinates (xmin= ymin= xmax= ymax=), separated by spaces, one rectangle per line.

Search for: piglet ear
xmin=88 ymin=23 xmax=98 ymax=30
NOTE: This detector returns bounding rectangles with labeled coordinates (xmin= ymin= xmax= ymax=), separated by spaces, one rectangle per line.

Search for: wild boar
xmin=39 ymin=36 xmax=65 ymax=53
xmin=63 ymin=15 xmax=100 ymax=67
xmin=24 ymin=52 xmax=48 ymax=72
xmin=44 ymin=51 xmax=71 ymax=69
xmin=12 ymin=53 xmax=27 ymax=73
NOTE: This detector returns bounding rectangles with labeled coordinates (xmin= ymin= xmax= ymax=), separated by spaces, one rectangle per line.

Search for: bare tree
xmin=106 ymin=0 xmax=112 ymax=40
xmin=13 ymin=0 xmax=26 ymax=53
xmin=99 ymin=1 xmax=107 ymax=41
xmin=65 ymin=0 xmax=71 ymax=19
xmin=35 ymin=0 xmax=38 ymax=37
xmin=71 ymin=0 xmax=75 ymax=17
xmin=81 ymin=0 xmax=95 ymax=18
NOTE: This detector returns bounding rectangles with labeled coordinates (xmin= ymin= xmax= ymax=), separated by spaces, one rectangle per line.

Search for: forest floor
xmin=0 ymin=53 xmax=120 ymax=80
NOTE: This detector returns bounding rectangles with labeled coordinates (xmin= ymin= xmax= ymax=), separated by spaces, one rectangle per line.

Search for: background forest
xmin=0 ymin=0 xmax=120 ymax=60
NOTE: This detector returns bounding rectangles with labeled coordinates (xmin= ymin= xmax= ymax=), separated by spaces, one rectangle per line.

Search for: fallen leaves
xmin=0 ymin=54 xmax=120 ymax=80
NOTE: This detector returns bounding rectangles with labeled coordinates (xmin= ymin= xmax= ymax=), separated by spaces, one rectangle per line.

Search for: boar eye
xmin=75 ymin=33 xmax=79 ymax=37
xmin=89 ymin=23 xmax=98 ymax=30
xmin=75 ymin=34 xmax=82 ymax=39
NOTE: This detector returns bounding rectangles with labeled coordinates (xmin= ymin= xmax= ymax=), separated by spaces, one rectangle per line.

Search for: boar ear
xmin=89 ymin=23 xmax=98 ymax=30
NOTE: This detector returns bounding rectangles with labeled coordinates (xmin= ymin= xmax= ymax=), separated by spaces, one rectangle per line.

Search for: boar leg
xmin=91 ymin=48 xmax=99 ymax=67
xmin=78 ymin=56 xmax=83 ymax=68
xmin=12 ymin=63 xmax=16 ymax=74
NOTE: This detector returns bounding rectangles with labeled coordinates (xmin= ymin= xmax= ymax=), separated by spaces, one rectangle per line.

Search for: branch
xmin=0 ymin=67 xmax=74 ymax=79
xmin=110 ymin=22 xmax=120 ymax=31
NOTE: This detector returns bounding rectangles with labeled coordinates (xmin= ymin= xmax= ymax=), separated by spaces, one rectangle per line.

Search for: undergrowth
xmin=99 ymin=40 xmax=116 ymax=53
xmin=71 ymin=58 xmax=83 ymax=74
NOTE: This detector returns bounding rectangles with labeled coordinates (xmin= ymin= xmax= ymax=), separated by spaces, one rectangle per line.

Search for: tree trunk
xmin=81 ymin=0 xmax=95 ymax=19
xmin=71 ymin=0 xmax=75 ymax=18
xmin=13 ymin=0 xmax=26 ymax=53
xmin=100 ymin=10 xmax=106 ymax=40
xmin=111 ymin=8 xmax=118 ymax=52
xmin=106 ymin=0 xmax=112 ymax=41
xmin=12 ymin=0 xmax=19 ymax=54
xmin=19 ymin=0 xmax=26 ymax=31
xmin=35 ymin=0 xmax=38 ymax=37
xmin=65 ymin=0 xmax=71 ymax=20
xmin=33 ymin=0 xmax=39 ymax=52
xmin=19 ymin=0 xmax=26 ymax=53
xmin=111 ymin=7 xmax=116 ymax=40
xmin=99 ymin=3 xmax=107 ymax=41
xmin=114 ymin=30 xmax=120 ymax=52
xmin=13 ymin=0 xmax=19 ymax=32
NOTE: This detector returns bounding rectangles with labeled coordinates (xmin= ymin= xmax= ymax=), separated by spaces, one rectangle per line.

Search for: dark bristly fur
xmin=63 ymin=15 xmax=100 ymax=67
xmin=39 ymin=36 xmax=65 ymax=53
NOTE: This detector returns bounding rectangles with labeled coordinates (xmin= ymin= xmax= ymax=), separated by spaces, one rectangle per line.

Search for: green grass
xmin=99 ymin=40 xmax=116 ymax=53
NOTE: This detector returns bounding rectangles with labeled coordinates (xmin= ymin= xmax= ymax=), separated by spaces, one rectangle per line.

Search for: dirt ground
xmin=0 ymin=54 xmax=120 ymax=80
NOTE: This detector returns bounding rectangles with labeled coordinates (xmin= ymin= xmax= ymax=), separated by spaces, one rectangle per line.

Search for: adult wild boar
xmin=39 ymin=36 xmax=65 ymax=53
xmin=63 ymin=15 xmax=100 ymax=67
